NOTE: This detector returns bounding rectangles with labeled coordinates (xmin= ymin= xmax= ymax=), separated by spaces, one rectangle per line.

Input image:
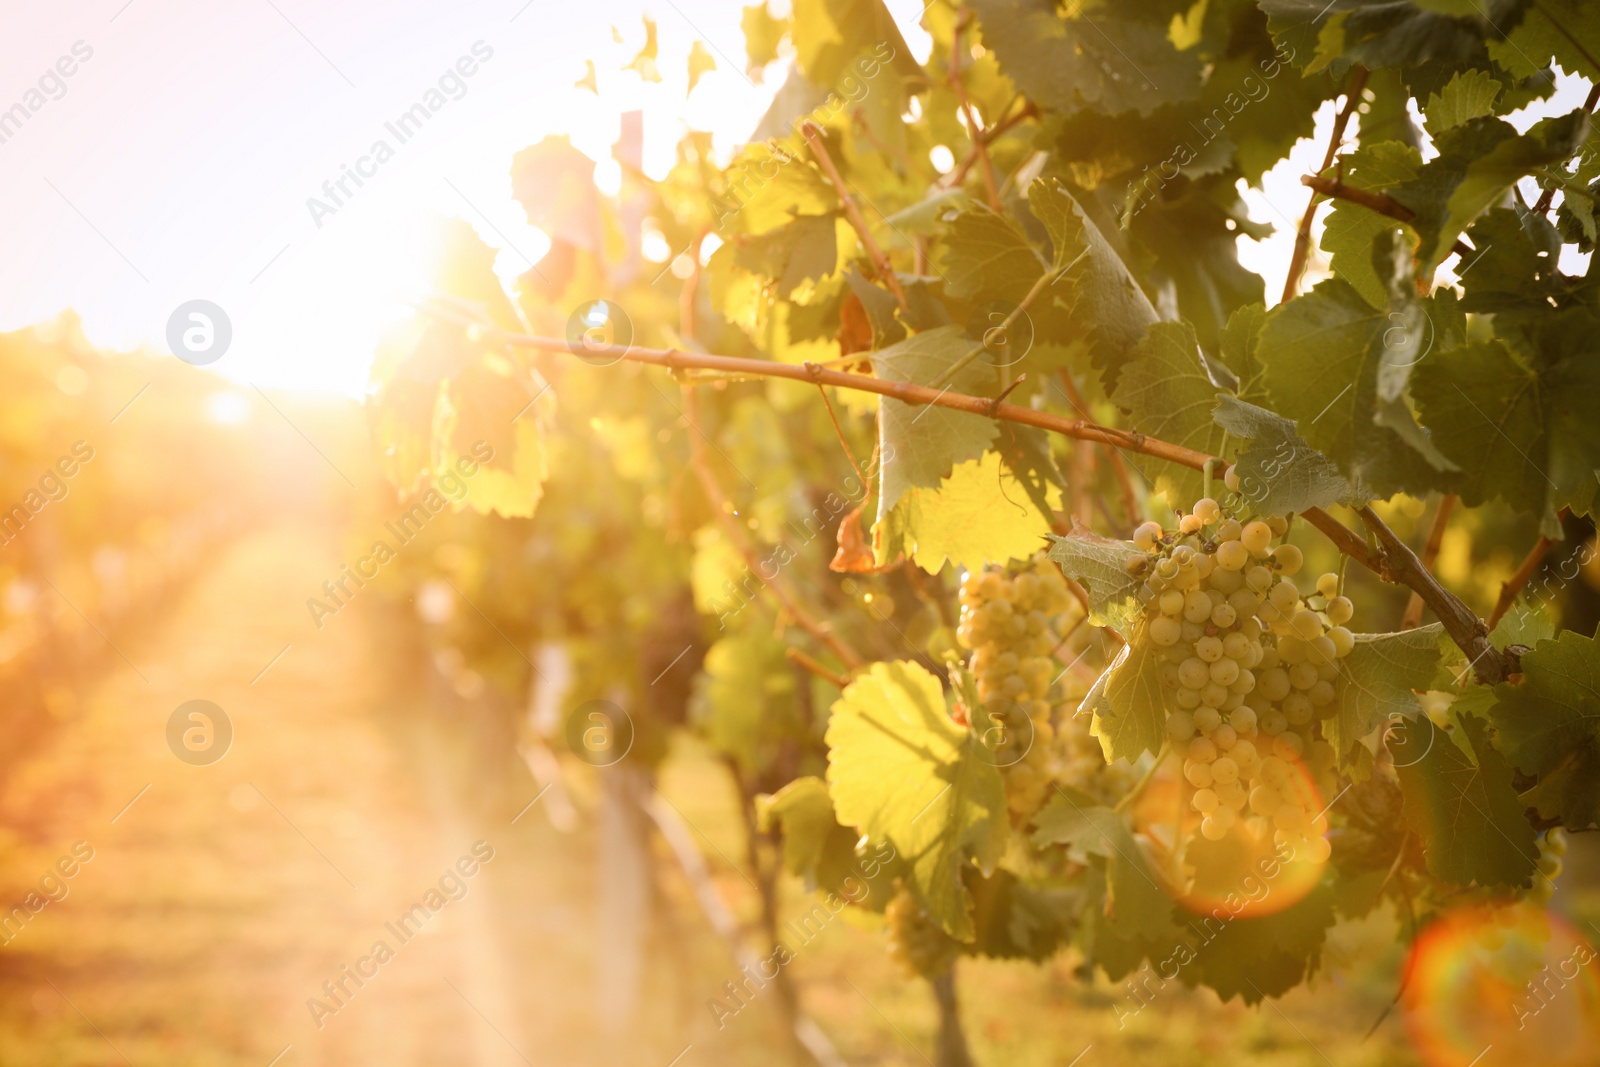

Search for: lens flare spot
xmin=1402 ymin=902 xmax=1600 ymax=1067
xmin=1171 ymin=753 xmax=1327 ymax=919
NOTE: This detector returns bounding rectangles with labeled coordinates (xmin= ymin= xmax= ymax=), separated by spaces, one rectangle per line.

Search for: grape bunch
xmin=1051 ymin=673 xmax=1142 ymax=807
xmin=956 ymin=556 xmax=1080 ymax=819
xmin=1127 ymin=479 xmax=1355 ymax=863
xmin=1531 ymin=826 xmax=1567 ymax=906
xmin=885 ymin=884 xmax=960 ymax=978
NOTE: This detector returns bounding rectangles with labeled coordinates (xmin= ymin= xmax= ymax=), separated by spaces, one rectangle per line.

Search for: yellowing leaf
xmin=826 ymin=661 xmax=1007 ymax=939
xmin=625 ymin=16 xmax=662 ymax=82
xmin=873 ymin=451 xmax=1059 ymax=573
xmin=575 ymin=59 xmax=598 ymax=94
xmin=691 ymin=525 xmax=748 ymax=617
xmin=687 ymin=40 xmax=716 ymax=94
xmin=742 ymin=1 xmax=788 ymax=72
xmin=435 ymin=360 xmax=553 ymax=519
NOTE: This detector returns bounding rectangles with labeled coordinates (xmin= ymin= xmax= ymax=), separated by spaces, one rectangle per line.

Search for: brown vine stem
xmin=681 ymin=387 xmax=865 ymax=671
xmin=1059 ymin=369 xmax=1141 ymax=529
xmin=1353 ymin=506 xmax=1515 ymax=684
xmin=853 ymin=107 xmax=919 ymax=177
xmin=786 ymin=646 xmax=852 ymax=688
xmin=950 ymin=9 xmax=1002 ymax=212
xmin=814 ymin=382 xmax=867 ymax=489
xmin=1401 ymin=493 xmax=1456 ymax=629
xmin=946 ymin=97 xmax=1037 ymax=188
xmin=492 ymin=328 xmax=1513 ymax=682
xmin=1283 ymin=66 xmax=1368 ymax=303
xmin=1300 ymin=175 xmax=1475 ymax=259
xmin=800 ymin=121 xmax=910 ymax=313
xmin=1490 ymin=532 xmax=1561 ymax=629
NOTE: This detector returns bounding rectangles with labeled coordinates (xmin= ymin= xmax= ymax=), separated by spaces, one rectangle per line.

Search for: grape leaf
xmin=1454 ymin=206 xmax=1569 ymax=320
xmin=874 ymin=450 xmax=1059 ymax=574
xmin=733 ymin=213 xmax=840 ymax=297
xmin=872 ymin=326 xmax=1001 ymax=516
xmin=825 ymin=660 xmax=1008 ymax=938
xmin=1032 ymin=789 xmax=1174 ymax=941
xmin=1487 ymin=629 xmax=1600 ymax=829
xmin=1391 ymin=713 xmax=1538 ymax=889
xmin=694 ymin=631 xmax=800 ymax=774
xmin=758 ymin=777 xmax=851 ymax=878
xmin=1217 ymin=303 xmax=1267 ymax=400
xmin=968 ymin=0 xmax=1202 ymax=116
xmin=1109 ymin=321 xmax=1227 ymax=507
xmin=1211 ymin=396 xmax=1367 ymax=515
xmin=717 ymin=141 xmax=836 ymax=236
xmin=1185 ymin=881 xmax=1338 ymax=1005
xmin=1084 ymin=632 xmax=1171 ymax=763
xmin=1324 ymin=624 xmax=1444 ymax=768
xmin=1259 ymin=278 xmax=1449 ymax=499
xmin=625 ymin=16 xmax=662 ymax=81
xmin=936 ymin=204 xmax=1045 ymax=303
xmin=1395 ymin=111 xmax=1590 ymax=275
xmin=1028 ymin=180 xmax=1159 ymax=384
xmin=790 ymin=0 xmax=923 ymax=87
xmin=1489 ymin=0 xmax=1600 ymax=80
xmin=1412 ymin=335 xmax=1600 ymax=532
xmin=964 ymin=868 xmax=1076 ymax=962
xmin=1424 ymin=69 xmax=1502 ymax=134
xmin=1318 ymin=141 xmax=1421 ymax=309
xmin=1046 ymin=528 xmax=1144 ymax=629
xmin=1261 ymin=0 xmax=1509 ymax=72
xmin=511 ymin=136 xmax=606 ymax=254
xmin=687 ymin=40 xmax=717 ymax=93
xmin=436 ymin=358 xmax=554 ymax=519
xmin=742 ymin=2 xmax=788 ymax=71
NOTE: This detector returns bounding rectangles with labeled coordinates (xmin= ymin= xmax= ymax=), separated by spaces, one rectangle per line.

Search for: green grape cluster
xmin=957 ymin=556 xmax=1080 ymax=819
xmin=1051 ymin=674 xmax=1142 ymax=807
xmin=1127 ymin=478 xmax=1356 ymax=862
xmin=1531 ymin=826 xmax=1567 ymax=905
xmin=885 ymin=885 xmax=960 ymax=978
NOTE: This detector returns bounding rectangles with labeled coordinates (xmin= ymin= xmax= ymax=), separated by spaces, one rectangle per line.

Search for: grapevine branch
xmin=786 ymin=646 xmax=852 ymax=688
xmin=494 ymin=329 xmax=1516 ymax=683
xmin=1283 ymin=65 xmax=1367 ymax=303
xmin=950 ymin=9 xmax=1002 ymax=212
xmin=681 ymin=387 xmax=866 ymax=671
xmin=1401 ymin=493 xmax=1455 ymax=629
xmin=1300 ymin=175 xmax=1475 ymax=260
xmin=801 ymin=121 xmax=910 ymax=313
xmin=1490 ymin=531 xmax=1561 ymax=629
xmin=1353 ymin=506 xmax=1514 ymax=683
xmin=946 ymin=97 xmax=1037 ymax=187
xmin=1058 ymin=369 xmax=1141 ymax=530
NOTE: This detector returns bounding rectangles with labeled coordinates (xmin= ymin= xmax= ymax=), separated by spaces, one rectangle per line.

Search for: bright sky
xmin=0 ymin=0 xmax=843 ymax=395
xmin=0 ymin=2 xmax=1589 ymax=397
